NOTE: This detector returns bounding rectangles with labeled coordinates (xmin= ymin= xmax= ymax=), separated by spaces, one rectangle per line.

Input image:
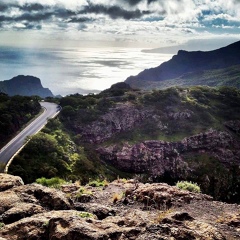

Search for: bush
xmin=176 ymin=181 xmax=201 ymax=193
xmin=88 ymin=179 xmax=109 ymax=187
xmin=36 ymin=177 xmax=66 ymax=188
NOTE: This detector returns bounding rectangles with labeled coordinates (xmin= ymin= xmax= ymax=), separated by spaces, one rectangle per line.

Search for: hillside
xmin=125 ymin=40 xmax=240 ymax=89
xmin=9 ymin=84 xmax=240 ymax=203
xmin=0 ymin=75 xmax=54 ymax=98
xmin=137 ymin=64 xmax=240 ymax=90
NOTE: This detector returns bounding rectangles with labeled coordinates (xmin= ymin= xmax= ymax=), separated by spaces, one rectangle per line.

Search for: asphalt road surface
xmin=0 ymin=102 xmax=59 ymax=171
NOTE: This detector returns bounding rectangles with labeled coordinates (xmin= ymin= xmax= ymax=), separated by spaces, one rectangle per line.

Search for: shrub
xmin=176 ymin=181 xmax=201 ymax=193
xmin=88 ymin=179 xmax=109 ymax=187
xmin=36 ymin=177 xmax=66 ymax=188
xmin=77 ymin=212 xmax=94 ymax=218
xmin=0 ymin=222 xmax=5 ymax=229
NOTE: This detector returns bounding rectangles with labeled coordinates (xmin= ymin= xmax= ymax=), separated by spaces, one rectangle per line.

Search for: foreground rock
xmin=1 ymin=174 xmax=240 ymax=239
xmin=0 ymin=174 xmax=23 ymax=192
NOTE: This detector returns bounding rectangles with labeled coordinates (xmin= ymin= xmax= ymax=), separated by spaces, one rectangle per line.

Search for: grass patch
xmin=176 ymin=181 xmax=201 ymax=193
xmin=36 ymin=177 xmax=66 ymax=188
xmin=88 ymin=179 xmax=109 ymax=187
xmin=77 ymin=212 xmax=94 ymax=219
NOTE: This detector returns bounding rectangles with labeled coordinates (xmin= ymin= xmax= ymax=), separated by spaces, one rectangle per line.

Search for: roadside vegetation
xmin=9 ymin=118 xmax=130 ymax=184
xmin=0 ymin=93 xmax=41 ymax=148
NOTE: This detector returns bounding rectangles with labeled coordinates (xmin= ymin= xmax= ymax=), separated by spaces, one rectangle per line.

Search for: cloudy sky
xmin=0 ymin=0 xmax=239 ymax=49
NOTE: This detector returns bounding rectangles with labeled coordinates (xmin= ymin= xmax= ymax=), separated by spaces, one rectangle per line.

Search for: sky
xmin=0 ymin=0 xmax=239 ymax=49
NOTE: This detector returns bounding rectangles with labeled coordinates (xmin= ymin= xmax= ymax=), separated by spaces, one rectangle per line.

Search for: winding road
xmin=0 ymin=102 xmax=60 ymax=172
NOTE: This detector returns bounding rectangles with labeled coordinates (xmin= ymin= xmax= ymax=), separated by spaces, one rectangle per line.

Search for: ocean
xmin=0 ymin=46 xmax=172 ymax=96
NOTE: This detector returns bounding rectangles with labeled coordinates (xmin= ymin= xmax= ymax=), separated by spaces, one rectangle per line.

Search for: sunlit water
xmin=0 ymin=46 xmax=172 ymax=96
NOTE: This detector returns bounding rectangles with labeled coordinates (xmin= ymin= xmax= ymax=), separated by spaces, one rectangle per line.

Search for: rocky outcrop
xmin=77 ymin=103 xmax=162 ymax=143
xmin=0 ymin=175 xmax=72 ymax=219
xmin=1 ymin=174 xmax=240 ymax=239
xmin=98 ymin=129 xmax=240 ymax=177
xmin=0 ymin=174 xmax=24 ymax=192
xmin=0 ymin=75 xmax=54 ymax=98
xmin=225 ymin=120 xmax=240 ymax=134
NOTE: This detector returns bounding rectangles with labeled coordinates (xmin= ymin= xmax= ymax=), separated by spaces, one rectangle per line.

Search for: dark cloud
xmin=15 ymin=12 xmax=53 ymax=22
xmin=147 ymin=0 xmax=159 ymax=4
xmin=19 ymin=3 xmax=46 ymax=11
xmin=80 ymin=3 xmax=151 ymax=20
xmin=0 ymin=15 xmax=11 ymax=22
xmin=123 ymin=0 xmax=142 ymax=6
xmin=0 ymin=4 xmax=77 ymax=25
xmin=0 ymin=1 xmax=152 ymax=28
xmin=68 ymin=17 xmax=92 ymax=23
xmin=121 ymin=0 xmax=158 ymax=6
xmin=54 ymin=7 xmax=76 ymax=18
xmin=0 ymin=3 xmax=8 ymax=11
xmin=0 ymin=2 xmax=18 ymax=11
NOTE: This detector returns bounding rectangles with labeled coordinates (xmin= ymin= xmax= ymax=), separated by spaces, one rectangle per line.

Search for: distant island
xmin=125 ymin=40 xmax=240 ymax=89
xmin=0 ymin=75 xmax=54 ymax=98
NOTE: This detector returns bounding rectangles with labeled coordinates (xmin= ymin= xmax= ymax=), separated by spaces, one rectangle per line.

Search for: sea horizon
xmin=0 ymin=46 xmax=173 ymax=96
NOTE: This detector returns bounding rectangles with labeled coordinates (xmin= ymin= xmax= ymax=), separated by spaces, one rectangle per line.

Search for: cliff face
xmin=0 ymin=75 xmax=54 ymax=98
xmin=97 ymin=129 xmax=240 ymax=190
xmin=1 ymin=173 xmax=240 ymax=240
xmin=125 ymin=40 xmax=240 ymax=89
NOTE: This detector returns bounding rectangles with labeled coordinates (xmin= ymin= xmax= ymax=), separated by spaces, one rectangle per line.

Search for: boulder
xmin=2 ymin=203 xmax=45 ymax=224
xmin=0 ymin=174 xmax=24 ymax=192
xmin=12 ymin=184 xmax=72 ymax=210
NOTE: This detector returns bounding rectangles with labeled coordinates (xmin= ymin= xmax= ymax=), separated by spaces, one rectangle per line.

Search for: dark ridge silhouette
xmin=125 ymin=40 xmax=240 ymax=87
xmin=0 ymin=75 xmax=54 ymax=98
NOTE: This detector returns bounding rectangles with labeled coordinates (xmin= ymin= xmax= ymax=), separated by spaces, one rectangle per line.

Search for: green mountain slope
xmin=138 ymin=64 xmax=240 ymax=90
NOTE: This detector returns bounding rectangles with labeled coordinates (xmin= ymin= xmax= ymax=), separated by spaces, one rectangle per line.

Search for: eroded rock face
xmin=0 ymin=176 xmax=240 ymax=240
xmin=76 ymin=103 xmax=163 ymax=143
xmin=98 ymin=129 xmax=240 ymax=178
xmin=225 ymin=120 xmax=240 ymax=134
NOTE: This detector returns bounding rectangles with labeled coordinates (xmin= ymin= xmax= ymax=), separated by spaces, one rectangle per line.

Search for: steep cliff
xmin=0 ymin=75 xmax=54 ymax=98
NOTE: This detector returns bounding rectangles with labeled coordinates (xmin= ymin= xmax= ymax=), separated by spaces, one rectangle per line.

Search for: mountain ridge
xmin=125 ymin=40 xmax=240 ymax=89
xmin=0 ymin=75 xmax=54 ymax=98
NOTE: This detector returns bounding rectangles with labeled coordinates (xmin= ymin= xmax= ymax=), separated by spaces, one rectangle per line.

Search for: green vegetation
xmin=0 ymin=93 xmax=41 ymax=148
xmin=0 ymin=222 xmax=5 ymax=229
xmin=176 ymin=181 xmax=201 ymax=193
xmin=36 ymin=177 xmax=66 ymax=188
xmin=88 ymin=179 xmax=109 ymax=187
xmin=139 ymin=64 xmax=240 ymax=90
xmin=9 ymin=118 xmax=128 ymax=184
xmin=77 ymin=212 xmax=94 ymax=219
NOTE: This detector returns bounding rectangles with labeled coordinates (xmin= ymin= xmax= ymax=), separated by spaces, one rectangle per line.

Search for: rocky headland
xmin=0 ymin=173 xmax=240 ymax=240
xmin=0 ymin=75 xmax=54 ymax=98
